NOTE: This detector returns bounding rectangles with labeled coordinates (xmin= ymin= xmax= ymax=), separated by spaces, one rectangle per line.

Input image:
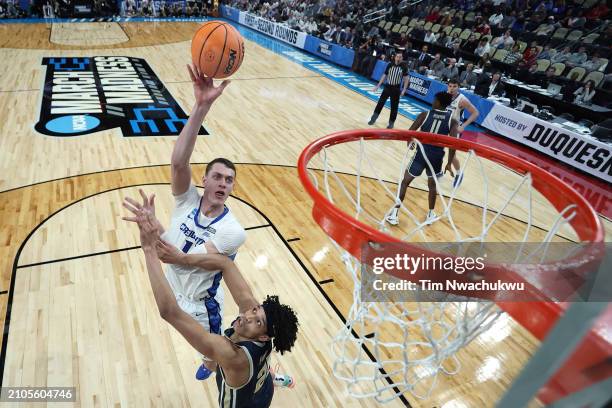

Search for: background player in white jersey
xmin=446 ymin=79 xmax=479 ymax=187
xmin=127 ymin=194 xmax=298 ymax=408
xmin=386 ymin=92 xmax=458 ymax=226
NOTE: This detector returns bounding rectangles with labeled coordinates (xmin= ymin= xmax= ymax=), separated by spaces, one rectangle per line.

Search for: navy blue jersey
xmin=417 ymin=109 xmax=453 ymax=156
xmin=216 ymin=326 xmax=274 ymax=408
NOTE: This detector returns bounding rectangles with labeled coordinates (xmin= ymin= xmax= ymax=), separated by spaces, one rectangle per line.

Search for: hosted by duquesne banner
xmin=482 ymin=104 xmax=612 ymax=183
xmin=35 ymin=56 xmax=207 ymax=137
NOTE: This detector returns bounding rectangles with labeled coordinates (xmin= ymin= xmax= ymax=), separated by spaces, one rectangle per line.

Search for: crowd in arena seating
xmin=0 ymin=0 xmax=210 ymax=18
xmin=227 ymin=0 xmax=611 ymax=109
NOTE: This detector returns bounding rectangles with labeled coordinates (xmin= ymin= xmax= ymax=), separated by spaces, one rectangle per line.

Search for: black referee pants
xmin=373 ymin=85 xmax=401 ymax=122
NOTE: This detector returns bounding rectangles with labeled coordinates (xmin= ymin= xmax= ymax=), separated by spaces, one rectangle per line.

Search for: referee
xmin=368 ymin=52 xmax=408 ymax=129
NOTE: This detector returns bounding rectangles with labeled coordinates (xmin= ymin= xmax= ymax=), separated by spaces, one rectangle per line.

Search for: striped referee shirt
xmin=385 ymin=62 xmax=408 ymax=86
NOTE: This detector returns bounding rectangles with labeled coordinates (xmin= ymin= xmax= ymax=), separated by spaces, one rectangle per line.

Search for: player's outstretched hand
xmin=187 ymin=64 xmax=230 ymax=107
xmin=156 ymin=239 xmax=185 ymax=265
xmin=121 ymin=189 xmax=159 ymax=249
xmin=122 ymin=189 xmax=156 ymax=222
xmin=123 ymin=189 xmax=165 ymax=233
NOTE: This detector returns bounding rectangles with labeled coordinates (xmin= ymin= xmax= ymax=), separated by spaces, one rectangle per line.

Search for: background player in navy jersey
xmin=386 ymin=92 xmax=458 ymax=226
xmin=127 ymin=191 xmax=298 ymax=408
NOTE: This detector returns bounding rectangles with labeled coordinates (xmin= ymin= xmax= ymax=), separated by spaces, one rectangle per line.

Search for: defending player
xmin=385 ymin=92 xmax=458 ymax=226
xmin=129 ymin=193 xmax=298 ymax=408
xmin=446 ymin=79 xmax=479 ymax=187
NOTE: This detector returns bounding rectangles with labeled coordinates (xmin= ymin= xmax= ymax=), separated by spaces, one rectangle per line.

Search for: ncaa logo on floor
xmin=35 ymin=56 xmax=209 ymax=138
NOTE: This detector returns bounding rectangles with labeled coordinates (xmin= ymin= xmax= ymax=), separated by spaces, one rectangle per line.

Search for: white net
xmin=305 ymin=134 xmax=580 ymax=403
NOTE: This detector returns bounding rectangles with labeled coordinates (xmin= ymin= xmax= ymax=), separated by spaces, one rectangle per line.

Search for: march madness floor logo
xmin=35 ymin=57 xmax=207 ymax=137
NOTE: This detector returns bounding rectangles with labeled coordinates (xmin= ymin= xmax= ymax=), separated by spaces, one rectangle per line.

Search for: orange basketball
xmin=191 ymin=21 xmax=245 ymax=79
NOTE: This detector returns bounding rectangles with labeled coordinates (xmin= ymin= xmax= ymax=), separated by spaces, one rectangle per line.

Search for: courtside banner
xmin=237 ymin=11 xmax=307 ymax=48
xmin=35 ymin=56 xmax=206 ymax=137
xmin=303 ymin=36 xmax=355 ymax=67
xmin=482 ymin=104 xmax=611 ymax=183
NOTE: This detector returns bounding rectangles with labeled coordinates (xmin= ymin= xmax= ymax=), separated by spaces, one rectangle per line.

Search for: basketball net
xmin=304 ymin=134 xmax=581 ymax=403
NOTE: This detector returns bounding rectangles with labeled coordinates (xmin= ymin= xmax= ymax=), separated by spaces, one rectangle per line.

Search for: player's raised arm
xmin=458 ymin=98 xmax=479 ymax=132
xmin=171 ymin=64 xmax=230 ymax=196
xmin=182 ymin=251 xmax=258 ymax=314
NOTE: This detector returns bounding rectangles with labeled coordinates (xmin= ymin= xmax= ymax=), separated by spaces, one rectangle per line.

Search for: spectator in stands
xmin=551 ymin=0 xmax=566 ymax=15
xmin=439 ymin=12 xmax=452 ymax=27
xmin=426 ymin=53 xmax=444 ymax=76
xmin=360 ymin=37 xmax=386 ymax=77
xmin=474 ymin=16 xmax=491 ymax=35
xmin=366 ymin=23 xmax=379 ymax=39
xmin=475 ymin=71 xmax=505 ymax=97
xmin=489 ymin=9 xmax=504 ymax=29
xmin=565 ymin=46 xmax=588 ymax=68
xmin=411 ymin=21 xmax=425 ymax=41
xmin=551 ymin=46 xmax=572 ymax=63
xmin=463 ymin=34 xmax=480 ymax=54
xmin=475 ymin=39 xmax=492 ymax=57
xmin=538 ymin=44 xmax=555 ymax=60
xmin=435 ymin=32 xmax=449 ymax=47
xmin=413 ymin=44 xmax=431 ymax=71
xmin=448 ymin=42 xmax=463 ymax=62
xmin=412 ymin=3 xmax=427 ymax=19
xmin=459 ymin=63 xmax=479 ymax=88
xmin=573 ymin=80 xmax=596 ymax=105
xmin=595 ymin=26 xmax=612 ymax=46
xmin=425 ymin=6 xmax=440 ymax=23
xmin=585 ymin=3 xmax=608 ymax=21
xmin=304 ymin=18 xmax=319 ymax=35
xmin=324 ymin=23 xmax=338 ymax=42
xmin=535 ymin=16 xmax=557 ymax=36
xmin=511 ymin=13 xmax=526 ymax=31
xmin=582 ymin=54 xmax=606 ymax=72
xmin=446 ymin=32 xmax=461 ymax=48
xmin=566 ymin=9 xmax=586 ymax=29
xmin=452 ymin=10 xmax=464 ymax=27
xmin=503 ymin=44 xmax=524 ymax=65
xmin=500 ymin=11 xmax=517 ymax=30
xmin=561 ymin=71 xmax=582 ymax=101
xmin=424 ymin=30 xmax=438 ymax=43
xmin=394 ymin=32 xmax=409 ymax=49
xmin=354 ymin=36 xmax=374 ymax=74
xmin=519 ymin=45 xmax=540 ymax=69
xmin=491 ymin=30 xmax=515 ymax=49
xmin=534 ymin=66 xmax=559 ymax=88
xmin=516 ymin=62 xmax=541 ymax=83
xmin=440 ymin=58 xmax=459 ymax=81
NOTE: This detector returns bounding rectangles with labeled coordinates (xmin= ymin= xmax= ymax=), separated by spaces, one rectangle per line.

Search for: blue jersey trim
xmin=193 ymin=196 xmax=229 ymax=230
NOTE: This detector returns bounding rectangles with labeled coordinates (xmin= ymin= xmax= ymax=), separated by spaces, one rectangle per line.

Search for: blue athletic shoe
xmin=453 ymin=172 xmax=464 ymax=188
xmin=196 ymin=363 xmax=214 ymax=380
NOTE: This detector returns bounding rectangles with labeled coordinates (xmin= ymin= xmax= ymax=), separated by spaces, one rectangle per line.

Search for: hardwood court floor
xmin=0 ymin=21 xmax=610 ymax=407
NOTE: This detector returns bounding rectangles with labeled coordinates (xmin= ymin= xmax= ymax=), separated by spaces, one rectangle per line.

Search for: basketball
xmin=191 ymin=21 xmax=245 ymax=79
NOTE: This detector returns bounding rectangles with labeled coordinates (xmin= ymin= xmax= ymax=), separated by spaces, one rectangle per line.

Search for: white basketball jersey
xmin=447 ymin=93 xmax=468 ymax=123
xmin=161 ymin=184 xmax=246 ymax=303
